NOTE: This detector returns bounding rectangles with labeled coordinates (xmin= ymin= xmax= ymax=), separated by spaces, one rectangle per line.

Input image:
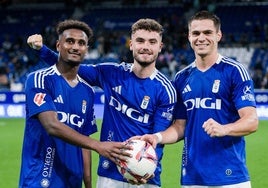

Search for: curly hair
xmin=56 ymin=19 xmax=93 ymax=42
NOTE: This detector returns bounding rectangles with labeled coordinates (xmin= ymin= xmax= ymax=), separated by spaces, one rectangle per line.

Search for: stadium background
xmin=0 ymin=0 xmax=268 ymax=119
xmin=0 ymin=0 xmax=267 ymax=187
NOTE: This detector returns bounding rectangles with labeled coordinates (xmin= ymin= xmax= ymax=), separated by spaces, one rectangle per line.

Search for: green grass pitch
xmin=0 ymin=118 xmax=267 ymax=188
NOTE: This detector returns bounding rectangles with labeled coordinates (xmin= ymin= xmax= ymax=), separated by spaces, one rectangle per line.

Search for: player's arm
xmin=203 ymin=106 xmax=258 ymax=137
xmin=27 ymin=34 xmax=99 ymax=85
xmin=82 ymin=148 xmax=92 ymax=188
xmin=155 ymin=119 xmax=185 ymax=145
xmin=138 ymin=119 xmax=186 ymax=148
xmin=37 ymin=111 xmax=132 ymax=163
xmin=27 ymin=34 xmax=58 ymax=65
xmin=162 ymin=119 xmax=185 ymax=143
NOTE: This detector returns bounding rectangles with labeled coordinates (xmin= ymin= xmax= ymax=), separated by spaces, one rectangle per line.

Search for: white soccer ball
xmin=116 ymin=139 xmax=158 ymax=181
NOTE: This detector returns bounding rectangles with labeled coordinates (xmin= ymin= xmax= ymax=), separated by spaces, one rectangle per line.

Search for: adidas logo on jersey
xmin=54 ymin=95 xmax=64 ymax=103
xmin=112 ymin=85 xmax=122 ymax=94
xmin=182 ymin=84 xmax=191 ymax=94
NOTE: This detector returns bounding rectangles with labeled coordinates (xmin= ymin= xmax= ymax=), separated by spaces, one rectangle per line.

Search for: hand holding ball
xmin=116 ymin=140 xmax=158 ymax=181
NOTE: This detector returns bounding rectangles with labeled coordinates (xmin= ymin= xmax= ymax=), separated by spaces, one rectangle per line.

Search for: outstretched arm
xmin=133 ymin=119 xmax=186 ymax=148
xmin=38 ymin=110 xmax=132 ymax=163
xmin=27 ymin=34 xmax=58 ymax=65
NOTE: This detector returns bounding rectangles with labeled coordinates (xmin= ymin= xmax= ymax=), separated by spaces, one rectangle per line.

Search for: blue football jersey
xmin=38 ymin=45 xmax=177 ymax=186
xmin=173 ymin=55 xmax=256 ymax=186
xmin=19 ymin=65 xmax=97 ymax=188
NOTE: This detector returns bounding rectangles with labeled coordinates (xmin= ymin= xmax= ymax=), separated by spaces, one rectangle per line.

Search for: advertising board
xmin=1 ymin=90 xmax=268 ymax=120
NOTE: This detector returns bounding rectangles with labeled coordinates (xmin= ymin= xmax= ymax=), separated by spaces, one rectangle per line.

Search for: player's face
xmin=56 ymin=28 xmax=88 ymax=66
xmin=188 ymin=19 xmax=221 ymax=58
xmin=130 ymin=29 xmax=163 ymax=67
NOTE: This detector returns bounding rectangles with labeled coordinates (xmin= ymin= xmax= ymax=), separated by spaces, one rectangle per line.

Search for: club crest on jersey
xmin=212 ymin=80 xmax=220 ymax=93
xmin=34 ymin=93 xmax=46 ymax=106
xmin=82 ymin=100 xmax=87 ymax=114
xmin=141 ymin=96 xmax=150 ymax=109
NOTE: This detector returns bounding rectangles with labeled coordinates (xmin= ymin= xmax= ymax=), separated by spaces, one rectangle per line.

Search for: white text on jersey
xmin=57 ymin=111 xmax=84 ymax=127
xmin=109 ymin=96 xmax=149 ymax=123
xmin=184 ymin=98 xmax=222 ymax=111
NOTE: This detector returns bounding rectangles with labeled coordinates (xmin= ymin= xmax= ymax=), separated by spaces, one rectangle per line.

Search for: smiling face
xmin=56 ymin=28 xmax=88 ymax=66
xmin=130 ymin=29 xmax=163 ymax=67
xmin=188 ymin=19 xmax=222 ymax=58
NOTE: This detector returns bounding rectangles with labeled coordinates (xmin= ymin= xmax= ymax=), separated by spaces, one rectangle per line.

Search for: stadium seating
xmin=1 ymin=1 xmax=268 ymax=90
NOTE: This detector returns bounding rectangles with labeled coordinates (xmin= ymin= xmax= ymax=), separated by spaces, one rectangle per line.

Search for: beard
xmin=65 ymin=59 xmax=81 ymax=67
xmin=136 ymin=60 xmax=154 ymax=67
xmin=133 ymin=53 xmax=156 ymax=67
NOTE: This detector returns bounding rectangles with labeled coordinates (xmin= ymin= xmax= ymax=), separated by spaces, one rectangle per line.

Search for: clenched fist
xmin=27 ymin=34 xmax=43 ymax=50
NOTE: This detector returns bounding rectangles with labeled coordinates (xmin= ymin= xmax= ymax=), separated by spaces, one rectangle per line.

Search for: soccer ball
xmin=116 ymin=139 xmax=158 ymax=181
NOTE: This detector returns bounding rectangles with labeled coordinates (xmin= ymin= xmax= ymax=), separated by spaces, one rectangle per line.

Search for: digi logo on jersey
xmin=57 ymin=111 xmax=85 ymax=127
xmin=109 ymin=96 xmax=149 ymax=123
xmin=184 ymin=98 xmax=222 ymax=111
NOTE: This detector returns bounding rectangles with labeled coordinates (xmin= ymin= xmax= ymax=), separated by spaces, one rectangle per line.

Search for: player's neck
xmin=195 ymin=53 xmax=219 ymax=71
xmin=132 ymin=63 xmax=156 ymax=78
xmin=63 ymin=74 xmax=79 ymax=87
xmin=56 ymin=64 xmax=79 ymax=87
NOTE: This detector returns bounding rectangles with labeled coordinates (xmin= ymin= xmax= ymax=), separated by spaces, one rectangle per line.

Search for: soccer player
xmin=19 ymin=20 xmax=131 ymax=188
xmin=139 ymin=11 xmax=259 ymax=188
xmin=27 ymin=18 xmax=177 ymax=188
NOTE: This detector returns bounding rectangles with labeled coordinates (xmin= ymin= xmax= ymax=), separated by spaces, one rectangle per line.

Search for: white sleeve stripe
xmin=222 ymin=57 xmax=251 ymax=81
xmin=33 ymin=67 xmax=55 ymax=89
xmin=155 ymin=73 xmax=177 ymax=103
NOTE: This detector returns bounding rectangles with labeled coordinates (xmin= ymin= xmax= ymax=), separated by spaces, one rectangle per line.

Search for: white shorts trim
xmin=96 ymin=176 xmax=160 ymax=188
xmin=181 ymin=181 xmax=251 ymax=188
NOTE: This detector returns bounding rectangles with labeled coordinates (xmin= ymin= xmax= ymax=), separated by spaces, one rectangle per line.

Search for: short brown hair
xmin=131 ymin=18 xmax=164 ymax=37
xmin=188 ymin=10 xmax=221 ymax=32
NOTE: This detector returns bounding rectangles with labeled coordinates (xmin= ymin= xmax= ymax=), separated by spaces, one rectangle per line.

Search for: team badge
xmin=34 ymin=93 xmax=46 ymax=106
xmin=82 ymin=100 xmax=87 ymax=114
xmin=141 ymin=96 xmax=150 ymax=109
xmin=212 ymin=80 xmax=220 ymax=93
xmin=40 ymin=178 xmax=50 ymax=188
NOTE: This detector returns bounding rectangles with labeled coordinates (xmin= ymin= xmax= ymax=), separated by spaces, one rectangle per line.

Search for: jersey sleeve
xmin=77 ymin=64 xmax=100 ymax=87
xmin=231 ymin=66 xmax=256 ymax=110
xmin=173 ymin=92 xmax=187 ymax=120
xmin=152 ymin=85 xmax=177 ymax=132
xmin=78 ymin=63 xmax=118 ymax=88
xmin=83 ymin=92 xmax=98 ymax=136
xmin=39 ymin=45 xmax=58 ymax=66
xmin=172 ymin=74 xmax=187 ymax=120
xmin=25 ymin=72 xmax=56 ymax=118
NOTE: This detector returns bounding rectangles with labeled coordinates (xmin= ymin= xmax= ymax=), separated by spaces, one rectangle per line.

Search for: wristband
xmin=154 ymin=132 xmax=163 ymax=144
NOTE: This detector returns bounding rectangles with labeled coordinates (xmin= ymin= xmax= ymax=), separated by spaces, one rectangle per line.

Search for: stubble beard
xmin=136 ymin=60 xmax=154 ymax=67
xmin=134 ymin=53 xmax=156 ymax=67
xmin=65 ymin=60 xmax=81 ymax=67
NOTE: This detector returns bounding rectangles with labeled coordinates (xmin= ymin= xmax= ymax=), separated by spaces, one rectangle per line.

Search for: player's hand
xmin=128 ymin=135 xmax=158 ymax=148
xmin=96 ymin=141 xmax=132 ymax=164
xmin=202 ymin=118 xmax=229 ymax=137
xmin=27 ymin=34 xmax=43 ymax=50
xmin=127 ymin=173 xmax=154 ymax=185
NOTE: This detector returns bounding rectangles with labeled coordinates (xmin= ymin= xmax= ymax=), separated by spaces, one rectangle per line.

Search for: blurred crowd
xmin=0 ymin=0 xmax=268 ymax=91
